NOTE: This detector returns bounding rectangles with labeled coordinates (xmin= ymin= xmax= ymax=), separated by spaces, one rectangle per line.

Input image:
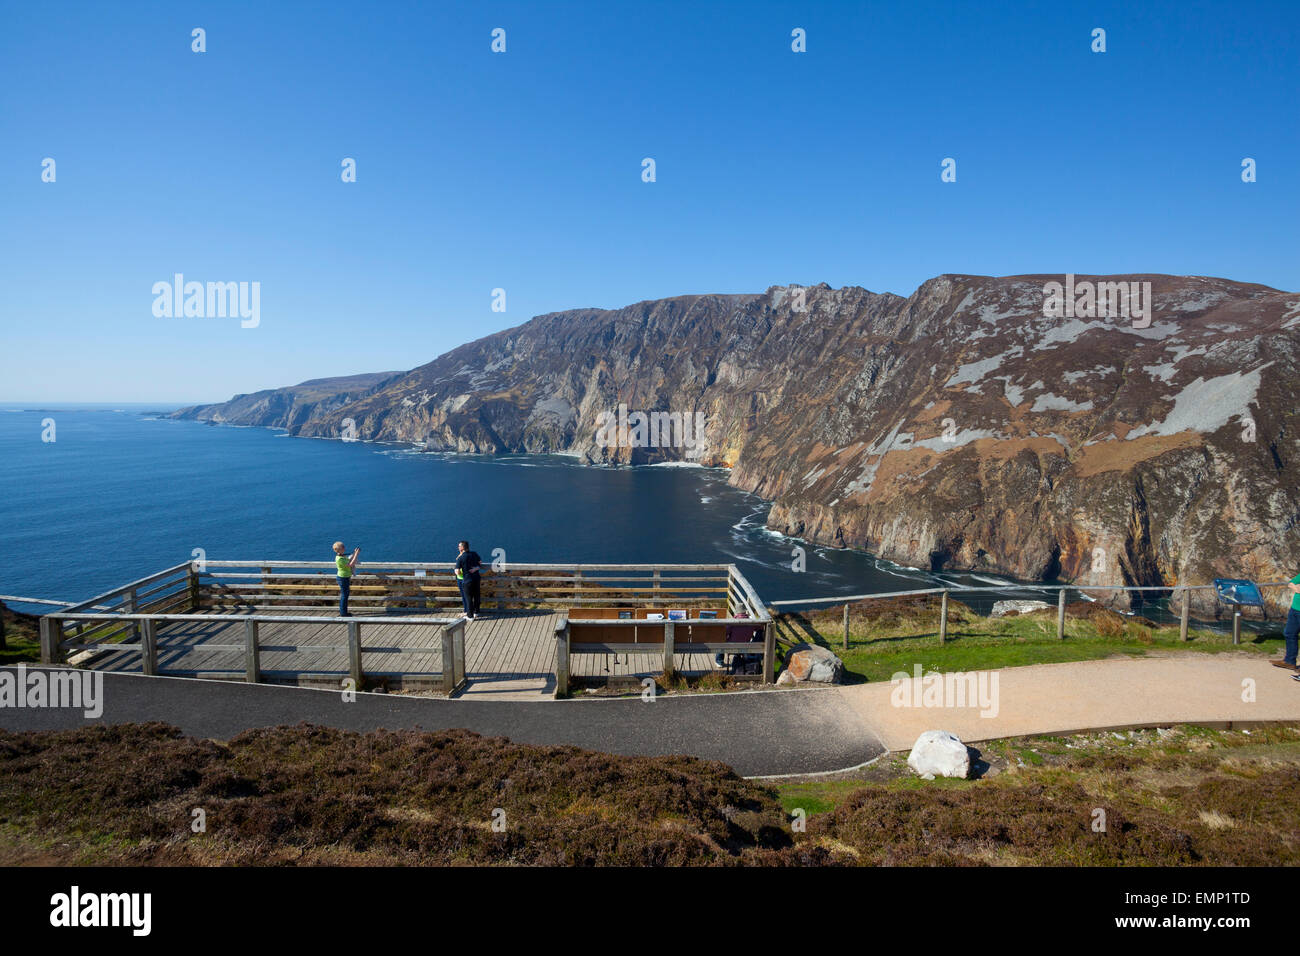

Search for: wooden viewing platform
xmin=38 ymin=561 xmax=773 ymax=698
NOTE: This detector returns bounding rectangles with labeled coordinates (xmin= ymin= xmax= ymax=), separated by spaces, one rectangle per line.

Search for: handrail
xmin=57 ymin=561 xmax=195 ymax=614
xmin=770 ymin=581 xmax=1296 ymax=607
xmin=728 ymin=564 xmax=770 ymax=620
xmin=0 ymin=595 xmax=114 ymax=610
xmin=44 ymin=612 xmax=460 ymax=624
xmin=196 ymin=560 xmax=733 ymax=571
xmin=567 ymin=617 xmax=760 ymax=626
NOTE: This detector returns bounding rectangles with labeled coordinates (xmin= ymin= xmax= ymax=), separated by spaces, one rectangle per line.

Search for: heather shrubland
xmin=0 ymin=722 xmax=1296 ymax=866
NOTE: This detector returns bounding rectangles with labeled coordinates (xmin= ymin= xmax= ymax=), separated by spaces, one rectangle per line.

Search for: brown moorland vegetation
xmin=0 ymin=722 xmax=1296 ymax=866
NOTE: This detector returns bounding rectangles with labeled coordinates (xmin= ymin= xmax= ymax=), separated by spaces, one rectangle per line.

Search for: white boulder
xmin=991 ymin=599 xmax=1053 ymax=617
xmin=907 ymin=730 xmax=971 ymax=780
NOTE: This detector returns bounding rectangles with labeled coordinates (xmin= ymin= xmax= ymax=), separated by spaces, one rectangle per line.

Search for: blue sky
xmin=1 ymin=0 xmax=1296 ymax=402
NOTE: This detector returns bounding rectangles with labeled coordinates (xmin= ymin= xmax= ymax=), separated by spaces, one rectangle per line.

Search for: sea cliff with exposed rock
xmin=171 ymin=274 xmax=1300 ymax=610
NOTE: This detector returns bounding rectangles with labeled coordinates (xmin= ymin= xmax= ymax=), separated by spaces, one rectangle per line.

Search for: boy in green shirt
xmin=333 ymin=541 xmax=360 ymax=616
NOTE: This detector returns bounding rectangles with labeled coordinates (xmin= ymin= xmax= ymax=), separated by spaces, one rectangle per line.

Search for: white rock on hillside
xmin=990 ymin=599 xmax=1053 ymax=617
xmin=907 ymin=730 xmax=971 ymax=780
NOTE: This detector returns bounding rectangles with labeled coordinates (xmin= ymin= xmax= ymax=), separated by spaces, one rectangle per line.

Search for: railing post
xmin=141 ymin=618 xmax=158 ymax=676
xmin=347 ymin=619 xmax=363 ymax=686
xmin=1179 ymin=588 xmax=1190 ymax=641
xmin=1057 ymin=589 xmax=1067 ymax=640
xmin=939 ymin=590 xmax=949 ymax=643
xmin=441 ymin=622 xmax=464 ymax=694
xmin=187 ymin=564 xmax=201 ymax=611
xmin=244 ymin=620 xmax=260 ymax=683
xmin=842 ymin=604 xmax=849 ymax=651
xmin=1232 ymin=610 xmax=1241 ymax=645
xmin=123 ymin=589 xmax=140 ymax=646
xmin=39 ymin=615 xmax=61 ymax=664
xmin=454 ymin=618 xmax=466 ymax=688
xmin=554 ymin=612 xmax=569 ymax=697
xmin=663 ymin=621 xmax=675 ymax=679
xmin=762 ymin=621 xmax=775 ymax=684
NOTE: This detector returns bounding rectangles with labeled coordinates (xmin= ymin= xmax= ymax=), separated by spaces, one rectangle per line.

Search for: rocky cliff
xmin=174 ymin=275 xmax=1300 ymax=607
xmin=171 ymin=372 xmax=403 ymax=430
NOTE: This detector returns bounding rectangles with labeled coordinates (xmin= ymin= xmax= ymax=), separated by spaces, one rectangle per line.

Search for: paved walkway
xmin=0 ymin=669 xmax=871 ymax=777
xmin=0 ymin=653 xmax=1296 ymax=776
xmin=838 ymin=653 xmax=1300 ymax=750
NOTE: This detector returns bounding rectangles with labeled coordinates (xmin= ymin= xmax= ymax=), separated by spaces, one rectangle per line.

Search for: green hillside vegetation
xmin=773 ymin=596 xmax=1283 ymax=683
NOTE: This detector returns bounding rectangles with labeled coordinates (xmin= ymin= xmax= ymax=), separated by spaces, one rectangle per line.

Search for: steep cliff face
xmin=171 ymin=372 xmax=404 ymax=429
xmin=179 ymin=275 xmax=1300 ymax=605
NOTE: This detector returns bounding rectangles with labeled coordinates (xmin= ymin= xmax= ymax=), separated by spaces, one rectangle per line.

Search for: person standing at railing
xmin=1275 ymin=572 xmax=1300 ymax=674
xmin=333 ymin=541 xmax=360 ymax=617
xmin=455 ymin=541 xmax=482 ymax=620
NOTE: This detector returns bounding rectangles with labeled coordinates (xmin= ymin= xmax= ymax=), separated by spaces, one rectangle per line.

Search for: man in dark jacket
xmin=455 ymin=541 xmax=483 ymax=620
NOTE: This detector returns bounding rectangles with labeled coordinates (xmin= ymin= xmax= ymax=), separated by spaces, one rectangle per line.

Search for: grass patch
xmin=777 ymin=779 xmax=870 ymax=817
xmin=774 ymin=597 xmax=1283 ymax=683
xmin=0 ymin=602 xmax=42 ymax=665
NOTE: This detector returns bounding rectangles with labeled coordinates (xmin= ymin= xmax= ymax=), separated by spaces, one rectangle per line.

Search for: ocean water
xmin=0 ymin=406 xmax=1032 ymax=609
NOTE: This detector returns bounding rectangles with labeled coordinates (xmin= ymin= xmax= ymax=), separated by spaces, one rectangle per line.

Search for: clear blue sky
xmin=2 ymin=0 xmax=1296 ymax=402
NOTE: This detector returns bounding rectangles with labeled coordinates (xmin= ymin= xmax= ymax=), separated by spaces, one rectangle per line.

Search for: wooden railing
xmin=37 ymin=562 xmax=195 ymax=663
xmin=40 ymin=610 xmax=467 ymax=692
xmin=554 ymin=611 xmax=772 ymax=694
xmin=36 ymin=559 xmax=771 ymax=691
xmin=190 ymin=560 xmax=747 ymax=613
xmin=551 ymin=563 xmax=773 ymax=692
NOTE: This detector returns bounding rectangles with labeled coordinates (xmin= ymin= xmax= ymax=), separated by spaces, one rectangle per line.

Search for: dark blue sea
xmin=0 ymin=405 xmax=1031 ymax=609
